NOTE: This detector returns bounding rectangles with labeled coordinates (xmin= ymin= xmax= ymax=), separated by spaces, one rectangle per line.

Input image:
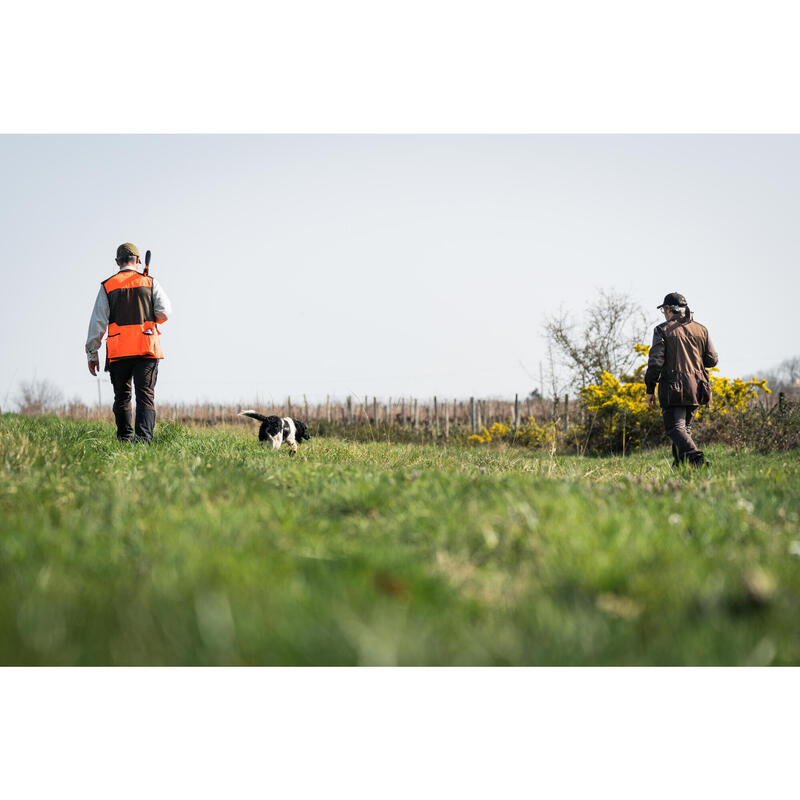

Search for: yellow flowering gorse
xmin=577 ymin=343 xmax=771 ymax=451
xmin=698 ymin=369 xmax=771 ymax=419
xmin=468 ymin=419 xmax=559 ymax=449
xmin=469 ymin=344 xmax=772 ymax=453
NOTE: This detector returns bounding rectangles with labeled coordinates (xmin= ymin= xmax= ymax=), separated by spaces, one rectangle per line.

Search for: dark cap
xmin=116 ymin=242 xmax=140 ymax=260
xmin=657 ymin=292 xmax=687 ymax=309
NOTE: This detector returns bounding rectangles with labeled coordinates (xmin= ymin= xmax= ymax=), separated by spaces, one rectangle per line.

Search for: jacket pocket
xmin=666 ymin=373 xmax=685 ymax=405
xmin=696 ymin=375 xmax=711 ymax=406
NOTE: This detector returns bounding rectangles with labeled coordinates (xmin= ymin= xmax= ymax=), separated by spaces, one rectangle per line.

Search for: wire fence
xmin=14 ymin=393 xmax=581 ymax=439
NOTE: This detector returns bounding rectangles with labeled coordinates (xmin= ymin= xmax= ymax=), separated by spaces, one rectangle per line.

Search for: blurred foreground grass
xmin=1 ymin=414 xmax=799 ymax=665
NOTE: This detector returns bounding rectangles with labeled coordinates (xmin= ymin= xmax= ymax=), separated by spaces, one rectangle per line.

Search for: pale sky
xmin=1 ymin=135 xmax=797 ymax=408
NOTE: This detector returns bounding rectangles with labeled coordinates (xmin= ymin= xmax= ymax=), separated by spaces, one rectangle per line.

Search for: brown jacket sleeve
xmin=644 ymin=327 xmax=665 ymax=394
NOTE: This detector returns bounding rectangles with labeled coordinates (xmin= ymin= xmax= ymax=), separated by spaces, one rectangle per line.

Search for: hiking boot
xmin=114 ymin=409 xmax=134 ymax=441
xmin=687 ymin=450 xmax=710 ymax=468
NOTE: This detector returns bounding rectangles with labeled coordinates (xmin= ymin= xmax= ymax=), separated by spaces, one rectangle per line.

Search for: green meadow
xmin=1 ymin=414 xmax=799 ymax=665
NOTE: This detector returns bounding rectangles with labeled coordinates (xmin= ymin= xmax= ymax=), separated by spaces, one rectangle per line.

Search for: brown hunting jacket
xmin=644 ymin=315 xmax=719 ymax=407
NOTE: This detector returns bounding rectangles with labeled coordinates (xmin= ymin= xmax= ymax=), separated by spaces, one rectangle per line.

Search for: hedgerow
xmin=467 ymin=344 xmax=793 ymax=454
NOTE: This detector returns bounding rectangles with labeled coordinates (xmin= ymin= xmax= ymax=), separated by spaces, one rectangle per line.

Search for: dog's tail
xmin=238 ymin=409 xmax=268 ymax=423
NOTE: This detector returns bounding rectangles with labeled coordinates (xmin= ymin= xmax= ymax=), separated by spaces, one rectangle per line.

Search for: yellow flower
xmin=576 ymin=342 xmax=770 ymax=450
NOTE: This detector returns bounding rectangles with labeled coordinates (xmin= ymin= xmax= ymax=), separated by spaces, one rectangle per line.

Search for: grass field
xmin=1 ymin=413 xmax=799 ymax=665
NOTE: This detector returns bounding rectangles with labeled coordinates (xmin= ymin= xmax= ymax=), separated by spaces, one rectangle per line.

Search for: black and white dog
xmin=238 ymin=410 xmax=311 ymax=454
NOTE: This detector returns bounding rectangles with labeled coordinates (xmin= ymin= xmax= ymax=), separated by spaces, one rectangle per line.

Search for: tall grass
xmin=1 ymin=414 xmax=799 ymax=665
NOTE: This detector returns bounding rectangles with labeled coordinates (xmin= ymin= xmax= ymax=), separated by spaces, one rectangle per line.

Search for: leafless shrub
xmin=16 ymin=380 xmax=64 ymax=415
xmin=66 ymin=397 xmax=90 ymax=418
xmin=543 ymin=289 xmax=649 ymax=390
xmin=760 ymin=355 xmax=800 ymax=395
xmin=698 ymin=403 xmax=800 ymax=452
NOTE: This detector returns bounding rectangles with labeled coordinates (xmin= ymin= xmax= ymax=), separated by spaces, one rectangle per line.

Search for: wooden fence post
xmin=413 ymin=398 xmax=419 ymax=431
xmin=326 ymin=395 xmax=331 ymax=423
xmin=402 ymin=398 xmax=407 ymax=428
xmin=347 ymin=395 xmax=353 ymax=425
xmin=564 ymin=394 xmax=570 ymax=428
xmin=433 ymin=396 xmax=439 ymax=438
xmin=514 ymin=393 xmax=520 ymax=429
xmin=470 ymin=397 xmax=476 ymax=433
xmin=373 ymin=396 xmax=378 ymax=426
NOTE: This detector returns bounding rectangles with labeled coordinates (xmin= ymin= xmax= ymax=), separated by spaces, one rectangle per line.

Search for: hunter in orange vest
xmin=85 ymin=243 xmax=173 ymax=442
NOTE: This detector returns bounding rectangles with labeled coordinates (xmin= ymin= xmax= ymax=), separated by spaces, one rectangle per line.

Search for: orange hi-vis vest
xmin=102 ymin=269 xmax=164 ymax=362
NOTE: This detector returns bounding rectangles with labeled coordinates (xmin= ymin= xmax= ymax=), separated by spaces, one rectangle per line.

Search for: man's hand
xmin=646 ymin=393 xmax=657 ymax=410
xmin=88 ymin=359 xmax=100 ymax=377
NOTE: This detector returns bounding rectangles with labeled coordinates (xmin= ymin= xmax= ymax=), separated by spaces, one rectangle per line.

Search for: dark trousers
xmin=661 ymin=405 xmax=699 ymax=464
xmin=109 ymin=358 xmax=159 ymax=442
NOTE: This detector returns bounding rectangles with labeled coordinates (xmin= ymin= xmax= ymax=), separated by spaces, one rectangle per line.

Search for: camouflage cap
xmin=116 ymin=242 xmax=140 ymax=260
xmin=657 ymin=292 xmax=687 ymax=309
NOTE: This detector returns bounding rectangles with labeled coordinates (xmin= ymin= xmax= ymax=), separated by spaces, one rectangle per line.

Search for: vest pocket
xmin=106 ymin=324 xmax=162 ymax=360
xmin=105 ymin=332 xmax=121 ymax=360
xmin=140 ymin=324 xmax=162 ymax=358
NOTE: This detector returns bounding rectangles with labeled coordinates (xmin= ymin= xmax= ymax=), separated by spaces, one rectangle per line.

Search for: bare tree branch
xmin=543 ymin=289 xmax=648 ymax=389
xmin=760 ymin=355 xmax=800 ymax=392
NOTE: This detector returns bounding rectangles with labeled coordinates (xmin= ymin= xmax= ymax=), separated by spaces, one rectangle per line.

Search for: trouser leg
xmin=684 ymin=407 xmax=697 ymax=444
xmin=662 ymin=406 xmax=700 ymax=462
xmin=133 ymin=358 xmax=159 ymax=443
xmin=682 ymin=407 xmax=709 ymax=466
xmin=109 ymin=360 xmax=135 ymax=441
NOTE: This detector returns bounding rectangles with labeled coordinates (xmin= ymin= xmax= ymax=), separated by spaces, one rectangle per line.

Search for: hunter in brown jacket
xmin=644 ymin=292 xmax=719 ymax=467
